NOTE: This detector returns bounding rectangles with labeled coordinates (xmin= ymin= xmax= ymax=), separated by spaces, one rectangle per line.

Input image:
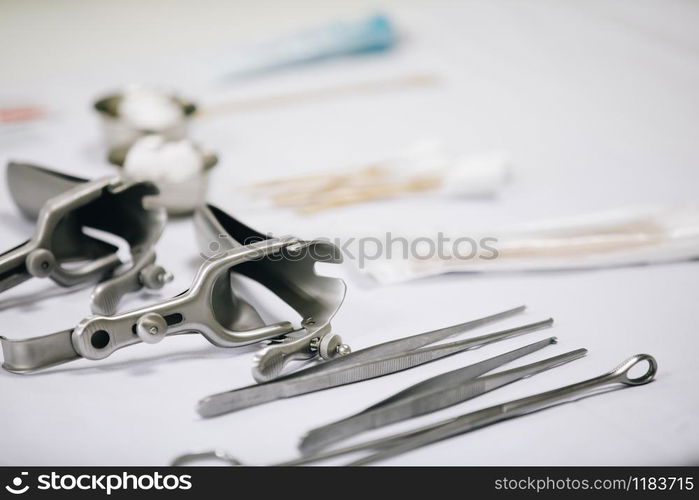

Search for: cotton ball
xmin=119 ymin=88 xmax=183 ymax=132
xmin=124 ymin=135 xmax=204 ymax=184
xmin=441 ymin=152 xmax=511 ymax=197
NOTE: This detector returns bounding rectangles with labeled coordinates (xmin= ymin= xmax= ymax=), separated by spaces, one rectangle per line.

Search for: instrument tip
xmin=196 ymin=398 xmax=216 ymax=418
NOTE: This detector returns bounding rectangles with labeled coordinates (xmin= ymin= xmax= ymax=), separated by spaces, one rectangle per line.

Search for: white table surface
xmin=0 ymin=0 xmax=698 ymax=465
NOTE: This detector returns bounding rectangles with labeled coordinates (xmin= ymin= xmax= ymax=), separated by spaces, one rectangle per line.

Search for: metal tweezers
xmin=299 ymin=339 xmax=587 ymax=454
xmin=197 ymin=305 xmax=550 ymax=417
xmin=173 ymin=353 xmax=657 ymax=466
xmin=294 ymin=353 xmax=658 ymax=465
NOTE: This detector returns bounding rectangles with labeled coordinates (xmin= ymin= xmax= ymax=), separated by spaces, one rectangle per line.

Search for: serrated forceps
xmin=294 ymin=354 xmax=657 ymax=465
xmin=196 ymin=305 xmax=550 ymax=417
xmin=174 ymin=354 xmax=657 ymax=466
xmin=299 ymin=339 xmax=588 ymax=454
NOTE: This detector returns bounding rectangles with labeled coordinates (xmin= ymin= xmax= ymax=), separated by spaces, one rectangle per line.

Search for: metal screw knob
xmin=319 ymin=334 xmax=349 ymax=360
xmin=25 ymin=249 xmax=55 ymax=278
xmin=139 ymin=264 xmax=174 ymax=290
xmin=136 ymin=312 xmax=168 ymax=344
xmin=336 ymin=343 xmax=352 ymax=356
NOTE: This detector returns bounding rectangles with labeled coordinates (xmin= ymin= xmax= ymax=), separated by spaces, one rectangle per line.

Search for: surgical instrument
xmin=173 ymin=354 xmax=656 ymax=466
xmin=195 ymin=205 xmax=349 ymax=382
xmin=1 ymin=235 xmax=344 ymax=375
xmin=300 ymin=340 xmax=587 ymax=454
xmin=292 ymin=353 xmax=657 ymax=465
xmin=197 ymin=311 xmax=552 ymax=417
xmin=196 ymin=208 xmax=534 ymax=382
xmin=0 ymin=162 xmax=169 ymax=315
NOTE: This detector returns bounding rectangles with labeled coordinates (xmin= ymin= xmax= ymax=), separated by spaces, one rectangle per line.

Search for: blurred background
xmin=1 ymin=0 xmax=408 ymax=83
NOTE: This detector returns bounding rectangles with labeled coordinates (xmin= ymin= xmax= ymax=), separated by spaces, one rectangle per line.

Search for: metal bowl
xmin=94 ymin=88 xmax=197 ymax=149
xmin=107 ymin=138 xmax=217 ymax=216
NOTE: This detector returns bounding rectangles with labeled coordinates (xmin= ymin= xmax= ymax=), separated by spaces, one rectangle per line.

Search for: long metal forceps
xmin=299 ymin=340 xmax=588 ymax=454
xmin=197 ymin=306 xmax=551 ymax=417
xmin=0 ymin=235 xmax=345 ymax=374
xmin=286 ymin=354 xmax=657 ymax=465
xmin=0 ymin=162 xmax=169 ymax=315
xmin=173 ymin=354 xmax=656 ymax=466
